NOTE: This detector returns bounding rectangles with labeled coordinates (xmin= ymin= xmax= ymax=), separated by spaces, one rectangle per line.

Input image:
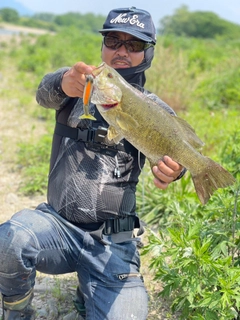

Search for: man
xmin=0 ymin=7 xmax=184 ymax=320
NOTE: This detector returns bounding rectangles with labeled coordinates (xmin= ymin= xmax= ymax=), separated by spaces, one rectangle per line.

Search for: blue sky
xmin=15 ymin=0 xmax=240 ymax=26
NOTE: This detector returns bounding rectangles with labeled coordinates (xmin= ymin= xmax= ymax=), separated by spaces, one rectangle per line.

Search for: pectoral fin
xmin=107 ymin=126 xmax=123 ymax=144
xmin=116 ymin=111 xmax=139 ymax=131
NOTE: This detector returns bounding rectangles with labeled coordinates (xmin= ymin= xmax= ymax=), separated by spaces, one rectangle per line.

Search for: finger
xmin=152 ymin=166 xmax=175 ymax=183
xmin=61 ymin=64 xmax=91 ymax=97
xmin=162 ymin=155 xmax=183 ymax=171
xmin=158 ymin=157 xmax=183 ymax=180
xmin=61 ymin=73 xmax=84 ymax=97
xmin=74 ymin=62 xmax=95 ymax=76
xmin=153 ymin=177 xmax=169 ymax=190
xmin=155 ymin=160 xmax=174 ymax=177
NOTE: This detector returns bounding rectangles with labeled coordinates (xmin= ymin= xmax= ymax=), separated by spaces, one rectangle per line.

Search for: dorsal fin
xmin=173 ymin=115 xmax=204 ymax=150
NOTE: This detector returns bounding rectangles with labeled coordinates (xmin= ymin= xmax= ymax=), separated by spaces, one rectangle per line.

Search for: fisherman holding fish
xmin=0 ymin=7 xmax=188 ymax=320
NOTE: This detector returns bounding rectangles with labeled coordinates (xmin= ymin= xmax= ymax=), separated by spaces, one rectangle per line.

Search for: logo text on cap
xmin=110 ymin=13 xmax=145 ymax=29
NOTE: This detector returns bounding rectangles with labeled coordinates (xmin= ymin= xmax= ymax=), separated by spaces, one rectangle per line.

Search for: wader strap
xmin=43 ymin=204 xmax=144 ymax=245
xmin=54 ymin=122 xmax=139 ymax=157
xmin=55 ymin=122 xmax=88 ymax=141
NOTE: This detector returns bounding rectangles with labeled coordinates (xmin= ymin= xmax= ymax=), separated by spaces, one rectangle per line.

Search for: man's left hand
xmin=152 ymin=155 xmax=183 ymax=190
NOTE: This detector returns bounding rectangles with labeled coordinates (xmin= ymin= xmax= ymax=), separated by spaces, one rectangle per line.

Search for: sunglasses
xmin=103 ymin=36 xmax=153 ymax=53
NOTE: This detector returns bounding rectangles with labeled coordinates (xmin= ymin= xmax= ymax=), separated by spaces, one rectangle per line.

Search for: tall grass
xmin=146 ymin=36 xmax=240 ymax=113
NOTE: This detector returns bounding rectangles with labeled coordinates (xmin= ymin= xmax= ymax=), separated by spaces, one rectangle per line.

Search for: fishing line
xmin=138 ymin=150 xmax=145 ymax=215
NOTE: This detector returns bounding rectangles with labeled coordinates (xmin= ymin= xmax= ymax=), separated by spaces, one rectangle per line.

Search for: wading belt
xmin=74 ymin=215 xmax=140 ymax=235
xmin=72 ymin=215 xmax=144 ymax=245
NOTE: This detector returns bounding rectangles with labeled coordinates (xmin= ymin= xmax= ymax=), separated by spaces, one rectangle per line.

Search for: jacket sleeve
xmin=36 ymin=67 xmax=71 ymax=110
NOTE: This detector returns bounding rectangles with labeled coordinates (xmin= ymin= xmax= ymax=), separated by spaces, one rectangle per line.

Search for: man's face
xmin=101 ymin=31 xmax=145 ymax=69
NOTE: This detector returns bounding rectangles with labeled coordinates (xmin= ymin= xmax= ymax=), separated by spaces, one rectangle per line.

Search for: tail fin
xmin=192 ymin=157 xmax=235 ymax=205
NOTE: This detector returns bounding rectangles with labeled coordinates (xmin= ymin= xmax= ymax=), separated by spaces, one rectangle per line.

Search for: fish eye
xmin=107 ymin=73 xmax=113 ymax=78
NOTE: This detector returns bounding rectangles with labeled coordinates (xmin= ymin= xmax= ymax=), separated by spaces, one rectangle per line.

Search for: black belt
xmin=73 ymin=216 xmax=139 ymax=235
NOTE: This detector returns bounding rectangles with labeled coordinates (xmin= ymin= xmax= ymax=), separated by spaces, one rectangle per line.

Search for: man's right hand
xmin=61 ymin=62 xmax=95 ymax=98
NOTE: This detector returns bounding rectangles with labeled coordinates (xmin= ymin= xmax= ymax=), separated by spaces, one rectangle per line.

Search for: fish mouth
xmin=100 ymin=102 xmax=118 ymax=110
xmin=92 ymin=62 xmax=105 ymax=77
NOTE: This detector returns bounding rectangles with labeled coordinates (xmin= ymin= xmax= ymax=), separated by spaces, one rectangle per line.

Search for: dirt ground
xmin=0 ymin=22 xmax=53 ymax=220
xmin=0 ymin=26 xmax=178 ymax=319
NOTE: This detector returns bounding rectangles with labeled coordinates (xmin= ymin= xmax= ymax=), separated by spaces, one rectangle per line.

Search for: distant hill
xmin=0 ymin=0 xmax=33 ymax=16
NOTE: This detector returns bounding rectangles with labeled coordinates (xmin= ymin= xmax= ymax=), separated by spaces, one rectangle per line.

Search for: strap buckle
xmin=76 ymin=128 xmax=91 ymax=141
xmin=85 ymin=126 xmax=121 ymax=157
xmin=76 ymin=126 xmax=107 ymax=143
xmin=103 ymin=216 xmax=136 ymax=235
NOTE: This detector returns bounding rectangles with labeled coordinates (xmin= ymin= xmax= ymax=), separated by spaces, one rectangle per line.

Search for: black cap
xmin=99 ymin=7 xmax=156 ymax=44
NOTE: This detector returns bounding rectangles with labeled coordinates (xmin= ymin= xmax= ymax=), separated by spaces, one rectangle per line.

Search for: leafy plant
xmin=140 ymin=131 xmax=240 ymax=319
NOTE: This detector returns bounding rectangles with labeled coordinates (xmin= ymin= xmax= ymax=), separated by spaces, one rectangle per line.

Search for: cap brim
xmin=98 ymin=27 xmax=155 ymax=43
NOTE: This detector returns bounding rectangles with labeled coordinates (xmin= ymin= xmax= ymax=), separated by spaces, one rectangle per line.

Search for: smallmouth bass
xmin=89 ymin=62 xmax=235 ymax=204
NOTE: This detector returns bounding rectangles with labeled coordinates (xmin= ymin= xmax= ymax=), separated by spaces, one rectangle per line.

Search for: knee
xmin=0 ymin=219 xmax=29 ymax=249
xmin=0 ymin=220 xmax=37 ymax=272
xmin=0 ymin=220 xmax=17 ymax=250
xmin=0 ymin=221 xmax=20 ymax=272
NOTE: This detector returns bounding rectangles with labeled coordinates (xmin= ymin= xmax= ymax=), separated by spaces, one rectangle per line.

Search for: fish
xmin=89 ymin=62 xmax=235 ymax=205
xmin=79 ymin=75 xmax=96 ymax=121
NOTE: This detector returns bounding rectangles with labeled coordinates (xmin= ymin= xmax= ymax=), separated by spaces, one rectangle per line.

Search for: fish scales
xmin=118 ymin=93 xmax=202 ymax=170
xmin=89 ymin=62 xmax=235 ymax=204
